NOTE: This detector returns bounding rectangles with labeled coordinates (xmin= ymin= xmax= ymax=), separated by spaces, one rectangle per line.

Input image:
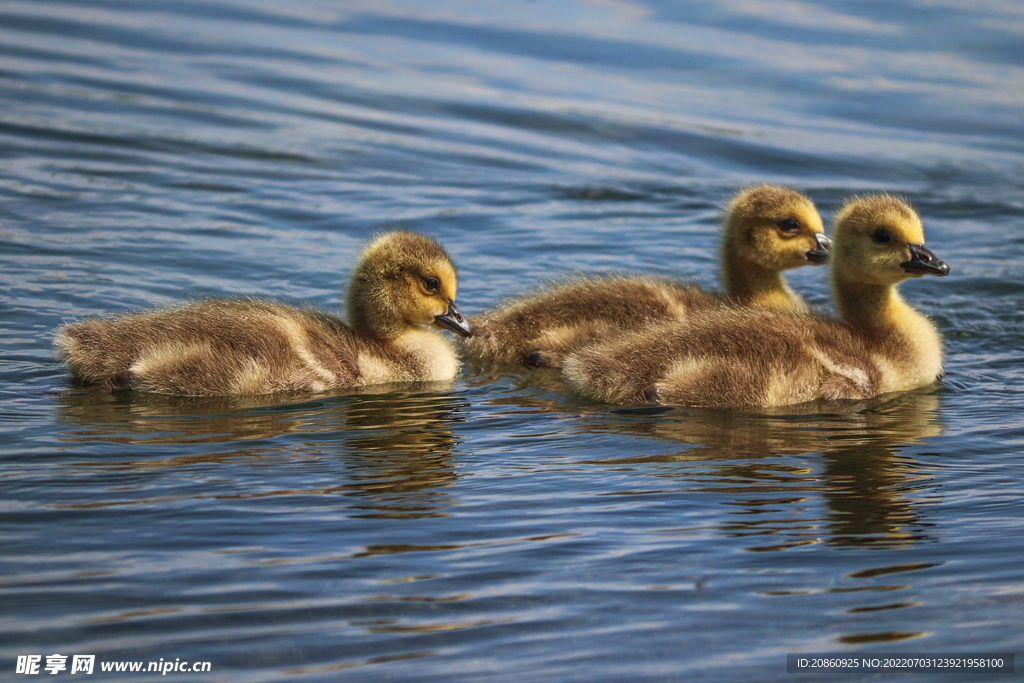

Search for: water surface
xmin=2 ymin=1 xmax=1023 ymax=681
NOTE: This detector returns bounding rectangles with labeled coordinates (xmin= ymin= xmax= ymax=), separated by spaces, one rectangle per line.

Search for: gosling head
xmin=832 ymin=194 xmax=949 ymax=288
xmin=346 ymin=231 xmax=472 ymax=340
xmin=722 ymin=184 xmax=831 ymax=276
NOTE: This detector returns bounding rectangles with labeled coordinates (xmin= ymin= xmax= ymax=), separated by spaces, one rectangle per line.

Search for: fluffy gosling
xmin=54 ymin=231 xmax=472 ymax=396
xmin=462 ymin=184 xmax=829 ymax=368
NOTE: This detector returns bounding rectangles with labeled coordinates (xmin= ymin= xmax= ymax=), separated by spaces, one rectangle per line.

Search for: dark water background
xmin=2 ymin=1 xmax=1023 ymax=680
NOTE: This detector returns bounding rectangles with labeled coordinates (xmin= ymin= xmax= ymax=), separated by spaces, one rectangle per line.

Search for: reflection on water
xmin=583 ymin=389 xmax=943 ymax=457
xmin=459 ymin=365 xmax=946 ymax=554
xmin=819 ymin=442 xmax=937 ymax=549
xmin=830 ymin=562 xmax=945 ymax=644
xmin=572 ymin=389 xmax=944 ymax=550
xmin=51 ymin=363 xmax=953 ymax=654
xmin=56 ymin=383 xmax=468 ymax=519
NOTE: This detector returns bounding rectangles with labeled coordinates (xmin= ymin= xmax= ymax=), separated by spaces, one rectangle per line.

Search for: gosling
xmin=462 ymin=184 xmax=829 ymax=368
xmin=54 ymin=231 xmax=473 ymax=396
xmin=562 ymin=194 xmax=949 ymax=408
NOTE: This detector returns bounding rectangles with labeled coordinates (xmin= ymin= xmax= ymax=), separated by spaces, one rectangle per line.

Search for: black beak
xmin=805 ymin=233 xmax=831 ymax=264
xmin=901 ymin=243 xmax=950 ymax=277
xmin=434 ymin=300 xmax=473 ymax=337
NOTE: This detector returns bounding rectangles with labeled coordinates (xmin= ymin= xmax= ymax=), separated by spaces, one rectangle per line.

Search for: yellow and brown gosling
xmin=54 ymin=231 xmax=473 ymax=396
xmin=562 ymin=194 xmax=949 ymax=408
xmin=461 ymin=184 xmax=829 ymax=368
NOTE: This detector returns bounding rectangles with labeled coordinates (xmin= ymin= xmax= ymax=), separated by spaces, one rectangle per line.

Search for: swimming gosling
xmin=563 ymin=194 xmax=949 ymax=408
xmin=461 ymin=184 xmax=829 ymax=368
xmin=54 ymin=231 xmax=473 ymax=396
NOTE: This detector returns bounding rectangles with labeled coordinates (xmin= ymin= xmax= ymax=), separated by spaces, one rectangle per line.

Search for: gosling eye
xmin=423 ymin=277 xmax=440 ymax=292
xmin=779 ymin=218 xmax=801 ymax=233
xmin=872 ymin=229 xmax=891 ymax=244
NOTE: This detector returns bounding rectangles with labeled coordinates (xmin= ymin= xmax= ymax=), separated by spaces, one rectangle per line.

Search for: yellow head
xmin=720 ymin=184 xmax=830 ymax=280
xmin=831 ymin=194 xmax=949 ymax=288
xmin=346 ymin=231 xmax=472 ymax=339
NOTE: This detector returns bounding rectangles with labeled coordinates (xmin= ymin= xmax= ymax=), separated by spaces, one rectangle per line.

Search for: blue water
xmin=1 ymin=1 xmax=1023 ymax=681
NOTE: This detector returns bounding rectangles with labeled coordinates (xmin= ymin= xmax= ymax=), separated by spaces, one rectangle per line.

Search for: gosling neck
xmin=833 ymin=279 xmax=912 ymax=334
xmin=722 ymin=260 xmax=796 ymax=311
xmin=346 ymin=285 xmax=403 ymax=341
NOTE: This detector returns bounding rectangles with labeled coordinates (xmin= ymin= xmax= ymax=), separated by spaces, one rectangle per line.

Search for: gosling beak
xmin=901 ymin=243 xmax=950 ymax=277
xmin=805 ymin=233 xmax=831 ymax=264
xmin=434 ymin=300 xmax=473 ymax=337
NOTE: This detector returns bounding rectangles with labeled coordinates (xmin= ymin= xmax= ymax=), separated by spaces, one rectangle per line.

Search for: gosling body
xmin=54 ymin=231 xmax=473 ymax=396
xmin=563 ymin=194 xmax=949 ymax=408
xmin=462 ymin=185 xmax=828 ymax=367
